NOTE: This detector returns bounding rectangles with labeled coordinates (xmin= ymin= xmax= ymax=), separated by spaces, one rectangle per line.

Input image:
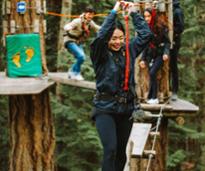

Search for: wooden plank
xmin=48 ymin=72 xmax=96 ymax=90
xmin=169 ymin=99 xmax=199 ymax=112
xmin=129 ymin=123 xmax=152 ymax=157
xmin=0 ymin=72 xmax=54 ymax=95
xmin=141 ymin=99 xmax=199 ymax=116
xmin=141 ymin=103 xmax=172 ymax=111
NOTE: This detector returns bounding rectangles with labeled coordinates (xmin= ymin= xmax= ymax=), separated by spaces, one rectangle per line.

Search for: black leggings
xmin=170 ymin=37 xmax=181 ymax=93
xmin=95 ymin=113 xmax=133 ymax=171
xmin=148 ymin=56 xmax=164 ymax=99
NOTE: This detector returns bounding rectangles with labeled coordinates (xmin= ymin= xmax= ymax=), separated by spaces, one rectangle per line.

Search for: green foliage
xmin=168 ymin=118 xmax=205 ymax=170
xmin=51 ymin=88 xmax=102 ymax=171
xmin=169 ymin=120 xmax=205 ymax=142
xmin=167 ymin=150 xmax=186 ymax=169
xmin=0 ymin=97 xmax=9 ymax=171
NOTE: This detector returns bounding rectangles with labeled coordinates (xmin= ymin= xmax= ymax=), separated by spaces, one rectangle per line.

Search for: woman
xmin=90 ymin=1 xmax=152 ymax=170
xmin=140 ymin=8 xmax=170 ymax=104
xmin=64 ymin=6 xmax=100 ymax=80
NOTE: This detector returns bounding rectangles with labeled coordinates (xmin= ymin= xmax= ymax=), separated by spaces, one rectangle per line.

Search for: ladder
xmin=125 ymin=112 xmax=163 ymax=171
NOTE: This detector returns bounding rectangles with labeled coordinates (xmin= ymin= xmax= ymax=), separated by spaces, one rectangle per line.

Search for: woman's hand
xmin=163 ymin=54 xmax=169 ymax=61
xmin=139 ymin=60 xmax=146 ymax=68
xmin=113 ymin=1 xmax=121 ymax=11
xmin=120 ymin=1 xmax=132 ymax=10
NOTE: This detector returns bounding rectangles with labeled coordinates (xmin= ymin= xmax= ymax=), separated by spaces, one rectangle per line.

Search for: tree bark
xmin=56 ymin=0 xmax=72 ymax=99
xmin=9 ymin=90 xmax=55 ymax=171
xmin=57 ymin=0 xmax=72 ymax=71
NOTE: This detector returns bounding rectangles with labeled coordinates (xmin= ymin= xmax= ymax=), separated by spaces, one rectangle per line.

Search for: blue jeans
xmin=66 ymin=42 xmax=86 ymax=73
xmin=95 ymin=114 xmax=133 ymax=171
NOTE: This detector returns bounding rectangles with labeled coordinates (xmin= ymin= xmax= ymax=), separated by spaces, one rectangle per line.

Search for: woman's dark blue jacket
xmin=90 ymin=10 xmax=152 ymax=117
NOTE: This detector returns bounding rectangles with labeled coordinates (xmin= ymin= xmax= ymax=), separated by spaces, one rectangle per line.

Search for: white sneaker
xmin=68 ymin=70 xmax=76 ymax=79
xmin=68 ymin=71 xmax=84 ymax=81
xmin=147 ymin=98 xmax=159 ymax=104
xmin=74 ymin=73 xmax=84 ymax=81
xmin=171 ymin=93 xmax=178 ymax=101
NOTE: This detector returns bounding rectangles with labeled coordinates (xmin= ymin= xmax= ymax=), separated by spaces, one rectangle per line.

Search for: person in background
xmin=64 ymin=6 xmax=100 ymax=80
xmin=90 ymin=1 xmax=152 ymax=170
xmin=170 ymin=0 xmax=184 ymax=100
xmin=140 ymin=8 xmax=170 ymax=104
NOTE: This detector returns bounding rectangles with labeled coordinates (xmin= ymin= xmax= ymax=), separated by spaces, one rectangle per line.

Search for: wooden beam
xmin=141 ymin=103 xmax=172 ymax=111
xmin=0 ymin=72 xmax=54 ymax=95
xmin=48 ymin=72 xmax=96 ymax=90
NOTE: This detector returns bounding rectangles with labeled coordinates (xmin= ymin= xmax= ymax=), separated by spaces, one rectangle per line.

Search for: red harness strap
xmin=123 ymin=15 xmax=130 ymax=91
xmin=82 ymin=21 xmax=90 ymax=37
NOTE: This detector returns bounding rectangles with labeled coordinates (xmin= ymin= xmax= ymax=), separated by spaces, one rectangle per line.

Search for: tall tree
xmin=2 ymin=0 xmax=55 ymax=170
xmin=57 ymin=0 xmax=72 ymax=71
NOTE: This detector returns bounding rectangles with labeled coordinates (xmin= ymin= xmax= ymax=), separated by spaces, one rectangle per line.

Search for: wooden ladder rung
xmin=131 ymin=150 xmax=156 ymax=159
xmin=144 ymin=112 xmax=162 ymax=118
xmin=149 ymin=131 xmax=160 ymax=137
xmin=143 ymin=150 xmax=156 ymax=156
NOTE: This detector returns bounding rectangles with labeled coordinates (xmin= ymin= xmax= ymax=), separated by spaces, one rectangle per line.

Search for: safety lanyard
xmin=123 ymin=14 xmax=130 ymax=91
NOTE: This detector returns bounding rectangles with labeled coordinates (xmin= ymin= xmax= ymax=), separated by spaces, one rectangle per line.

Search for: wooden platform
xmin=141 ymin=99 xmax=199 ymax=117
xmin=0 ymin=72 xmax=198 ymax=115
xmin=0 ymin=72 xmax=54 ymax=95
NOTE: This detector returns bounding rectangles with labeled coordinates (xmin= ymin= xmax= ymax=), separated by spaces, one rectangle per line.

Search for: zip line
xmin=46 ymin=10 xmax=173 ymax=31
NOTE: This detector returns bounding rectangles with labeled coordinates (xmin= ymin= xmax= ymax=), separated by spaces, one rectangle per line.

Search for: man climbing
xmin=170 ymin=0 xmax=184 ymax=100
xmin=64 ymin=6 xmax=100 ymax=80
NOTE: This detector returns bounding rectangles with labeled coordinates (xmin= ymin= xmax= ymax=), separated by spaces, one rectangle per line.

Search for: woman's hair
xmin=144 ymin=8 xmax=152 ymax=16
xmin=144 ymin=8 xmax=155 ymax=30
xmin=155 ymin=13 xmax=168 ymax=31
xmin=144 ymin=8 xmax=168 ymax=32
xmin=114 ymin=20 xmax=125 ymax=34
xmin=85 ymin=6 xmax=96 ymax=14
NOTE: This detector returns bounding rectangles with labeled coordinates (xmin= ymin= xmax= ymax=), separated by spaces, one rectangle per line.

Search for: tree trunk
xmin=56 ymin=0 xmax=72 ymax=99
xmin=9 ymin=90 xmax=55 ymax=171
xmin=57 ymin=0 xmax=72 ymax=71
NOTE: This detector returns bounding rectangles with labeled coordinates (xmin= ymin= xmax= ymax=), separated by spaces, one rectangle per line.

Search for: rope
xmin=45 ymin=0 xmax=172 ymax=19
xmin=46 ymin=11 xmax=79 ymax=18
xmin=145 ymin=98 xmax=170 ymax=171
xmin=46 ymin=11 xmax=108 ymax=19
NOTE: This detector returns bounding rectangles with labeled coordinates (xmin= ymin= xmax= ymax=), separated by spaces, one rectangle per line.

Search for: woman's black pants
xmin=95 ymin=113 xmax=133 ymax=171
